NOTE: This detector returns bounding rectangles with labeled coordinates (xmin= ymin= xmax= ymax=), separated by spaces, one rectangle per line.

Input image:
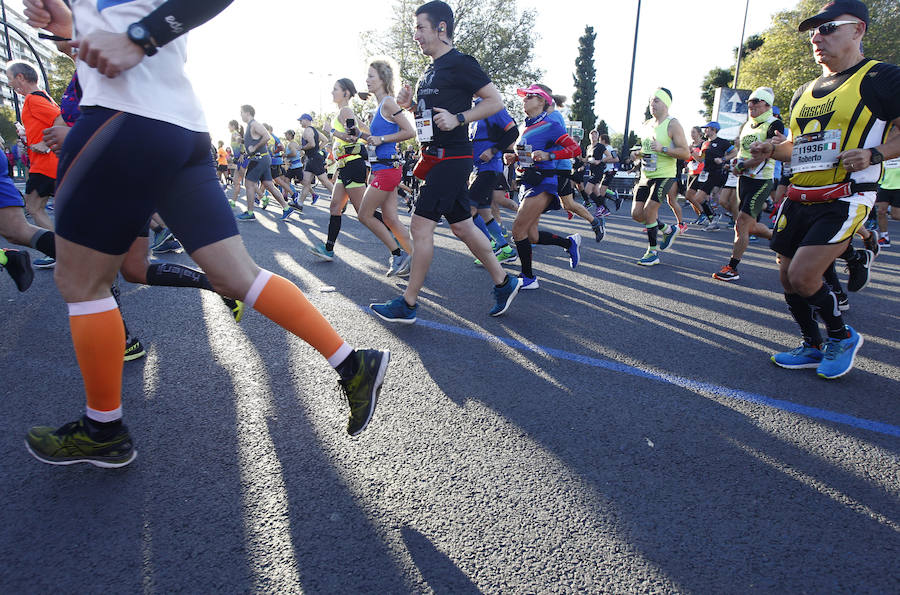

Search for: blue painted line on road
xmin=409 ymin=317 xmax=900 ymax=439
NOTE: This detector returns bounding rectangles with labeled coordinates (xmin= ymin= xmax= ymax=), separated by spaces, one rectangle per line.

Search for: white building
xmin=0 ymin=4 xmax=62 ymax=109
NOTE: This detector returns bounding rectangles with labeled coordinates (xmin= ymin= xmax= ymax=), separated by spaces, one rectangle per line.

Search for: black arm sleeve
xmin=493 ymin=125 xmax=519 ymax=152
xmin=139 ymin=0 xmax=234 ymax=48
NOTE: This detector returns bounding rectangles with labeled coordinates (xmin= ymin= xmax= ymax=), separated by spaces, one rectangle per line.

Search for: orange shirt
xmin=22 ymin=92 xmax=60 ymax=179
xmin=217 ymin=147 xmax=228 ymax=166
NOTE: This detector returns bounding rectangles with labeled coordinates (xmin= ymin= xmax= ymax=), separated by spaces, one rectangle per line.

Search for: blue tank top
xmin=270 ymin=134 xmax=284 ymax=165
xmin=521 ymin=111 xmax=565 ymax=172
xmin=369 ymin=97 xmax=400 ymax=171
xmin=287 ymin=142 xmax=302 ymax=169
xmin=547 ymin=111 xmax=571 ymax=171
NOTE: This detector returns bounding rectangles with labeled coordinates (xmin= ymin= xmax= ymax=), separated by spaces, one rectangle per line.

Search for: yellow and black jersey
xmin=788 ymin=59 xmax=900 ymax=188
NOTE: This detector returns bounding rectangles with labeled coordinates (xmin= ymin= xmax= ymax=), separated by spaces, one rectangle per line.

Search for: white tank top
xmin=72 ymin=0 xmax=208 ymax=132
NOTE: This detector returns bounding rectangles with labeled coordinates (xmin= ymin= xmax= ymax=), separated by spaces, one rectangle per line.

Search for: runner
xmin=504 ymin=84 xmax=583 ymax=289
xmin=263 ymin=123 xmax=297 ymax=202
xmin=712 ymin=87 xmax=784 ymax=282
xmin=369 ymin=0 xmax=520 ymax=323
xmin=228 ymin=119 xmax=247 ymax=207
xmin=356 ymin=58 xmax=416 ymax=276
xmin=7 ymin=60 xmax=60 ymax=267
xmin=629 ymin=88 xmax=691 ymax=265
xmin=692 ymin=122 xmax=735 ymax=229
xmin=215 ymin=140 xmax=229 ymax=185
xmin=237 ymin=105 xmax=293 ymax=222
xmin=297 ymin=114 xmax=334 ymax=206
xmin=761 ymin=0 xmax=900 ymax=379
xmin=282 ymin=129 xmax=305 ymax=211
xmin=308 ymin=78 xmax=375 ymax=261
xmin=874 ymin=126 xmax=900 ymax=247
xmin=22 ymin=0 xmax=390 ymax=468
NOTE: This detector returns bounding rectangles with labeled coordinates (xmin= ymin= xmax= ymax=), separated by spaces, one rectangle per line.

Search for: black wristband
xmin=139 ymin=0 xmax=234 ymax=49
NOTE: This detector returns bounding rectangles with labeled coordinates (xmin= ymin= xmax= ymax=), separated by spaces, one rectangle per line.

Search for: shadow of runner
xmin=401 ymin=526 xmax=483 ymax=594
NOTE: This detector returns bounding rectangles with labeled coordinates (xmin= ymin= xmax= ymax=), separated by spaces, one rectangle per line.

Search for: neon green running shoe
xmin=124 ymin=337 xmax=146 ymax=362
xmin=338 ymin=349 xmax=390 ymax=436
xmin=26 ymin=417 xmax=136 ymax=468
xmin=222 ymin=296 xmax=244 ymax=323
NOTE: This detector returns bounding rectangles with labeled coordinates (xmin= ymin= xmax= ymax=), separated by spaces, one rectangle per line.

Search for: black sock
xmin=494 ymin=276 xmax=509 ymax=288
xmin=536 ymin=230 xmax=570 ymax=248
xmin=326 ymin=215 xmax=342 ymax=252
xmin=646 ymin=226 xmax=658 ymax=247
xmin=335 ymin=350 xmax=359 ymax=380
xmin=109 ymin=280 xmax=133 ymax=342
xmin=728 ymin=257 xmax=740 ymax=270
xmin=391 ymin=248 xmax=401 ymax=257
xmin=30 ymin=230 xmax=55 ymax=258
xmin=701 ymin=201 xmax=715 ymax=219
xmin=580 ymin=190 xmax=591 ymax=203
xmin=83 ymin=416 xmax=123 ymax=440
xmin=822 ymin=262 xmax=842 ymax=295
xmin=146 ymin=263 xmax=215 ymax=291
xmin=840 ymin=244 xmax=857 ymax=262
xmin=785 ymin=293 xmax=823 ymax=347
xmin=805 ymin=284 xmax=847 ymax=340
xmin=515 ymin=238 xmax=533 ymax=278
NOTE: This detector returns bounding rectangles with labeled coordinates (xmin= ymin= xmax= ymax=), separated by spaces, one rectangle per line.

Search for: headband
xmin=653 ymin=88 xmax=672 ymax=108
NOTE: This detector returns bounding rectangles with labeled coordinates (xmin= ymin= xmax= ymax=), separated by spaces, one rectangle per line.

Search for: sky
xmin=10 ymin=0 xmax=802 ymax=142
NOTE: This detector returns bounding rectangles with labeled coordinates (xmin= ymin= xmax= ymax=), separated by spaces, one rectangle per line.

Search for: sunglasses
xmin=808 ymin=20 xmax=861 ymax=38
xmin=524 ymin=93 xmax=541 ymax=100
xmin=748 ymin=98 xmax=764 ymax=104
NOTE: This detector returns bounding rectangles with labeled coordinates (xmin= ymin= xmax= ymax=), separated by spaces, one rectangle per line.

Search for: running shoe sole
xmin=25 ymin=441 xmax=137 ymax=468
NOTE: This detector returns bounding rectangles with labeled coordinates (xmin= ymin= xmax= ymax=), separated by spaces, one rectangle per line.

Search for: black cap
xmin=798 ymin=0 xmax=869 ymax=32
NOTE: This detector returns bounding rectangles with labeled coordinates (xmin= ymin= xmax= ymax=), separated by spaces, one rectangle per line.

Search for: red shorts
xmin=371 ymin=167 xmax=402 ymax=192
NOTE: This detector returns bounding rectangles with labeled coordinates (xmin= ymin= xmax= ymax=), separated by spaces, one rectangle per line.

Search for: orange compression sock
xmin=68 ymin=297 xmax=126 ymax=422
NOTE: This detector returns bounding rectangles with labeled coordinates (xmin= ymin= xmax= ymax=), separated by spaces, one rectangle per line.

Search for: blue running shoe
xmin=150 ymin=227 xmax=173 ymax=249
xmin=566 ymin=234 xmax=581 ymax=268
xmin=817 ymin=326 xmax=863 ymax=379
xmin=280 ymin=208 xmax=293 ymax=221
xmin=33 ymin=256 xmax=56 ymax=269
xmin=370 ymin=296 xmax=417 ymax=324
xmin=489 ymin=274 xmax=521 ymax=317
xmin=311 ymin=193 xmax=319 ymax=205
xmin=637 ymin=250 xmax=659 ymax=266
xmin=236 ymin=211 xmax=256 ymax=222
xmin=518 ymin=274 xmax=539 ymax=290
xmin=152 ymin=238 xmax=182 ymax=254
xmin=308 ymin=243 xmax=334 ymax=261
xmin=658 ymin=224 xmax=681 ymax=251
xmin=771 ymin=342 xmax=823 ymax=369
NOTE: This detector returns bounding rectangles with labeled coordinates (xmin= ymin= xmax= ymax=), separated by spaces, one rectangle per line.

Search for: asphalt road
xmin=2 ymin=188 xmax=898 ymax=593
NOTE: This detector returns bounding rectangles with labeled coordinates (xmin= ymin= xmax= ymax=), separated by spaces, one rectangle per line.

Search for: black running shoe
xmin=26 ymin=417 xmax=136 ymax=468
xmin=124 ymin=337 xmax=146 ymax=361
xmin=2 ymin=249 xmax=34 ymax=292
xmin=338 ymin=349 xmax=390 ymax=436
xmin=846 ymin=249 xmax=873 ymax=292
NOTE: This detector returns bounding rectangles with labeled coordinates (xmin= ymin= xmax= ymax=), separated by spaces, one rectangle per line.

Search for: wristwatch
xmin=456 ymin=113 xmax=466 ymax=126
xmin=127 ymin=22 xmax=158 ymax=57
xmin=869 ymin=147 xmax=884 ymax=165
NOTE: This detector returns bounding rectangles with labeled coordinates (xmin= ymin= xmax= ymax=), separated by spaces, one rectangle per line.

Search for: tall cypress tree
xmin=571 ymin=26 xmax=597 ymax=148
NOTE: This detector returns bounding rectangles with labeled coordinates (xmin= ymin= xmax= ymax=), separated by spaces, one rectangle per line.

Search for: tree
xmin=361 ymin=0 xmax=541 ymax=104
xmin=48 ymin=54 xmax=75 ymax=104
xmin=570 ymin=26 xmax=597 ymax=148
xmin=699 ymin=67 xmax=734 ymax=120
xmin=0 ymin=106 xmax=17 ymax=146
xmin=596 ymin=119 xmax=608 ymax=136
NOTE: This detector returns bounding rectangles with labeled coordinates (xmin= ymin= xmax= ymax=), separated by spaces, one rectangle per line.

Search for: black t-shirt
xmin=702 ymin=137 xmax=734 ymax=174
xmin=415 ymin=48 xmax=491 ymax=149
xmin=790 ymin=59 xmax=900 ymax=122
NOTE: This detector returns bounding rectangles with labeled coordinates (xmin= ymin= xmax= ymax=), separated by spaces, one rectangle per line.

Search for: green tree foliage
xmin=0 ymin=106 xmax=17 ymax=145
xmin=596 ymin=119 xmax=608 ymax=136
xmin=361 ymin=0 xmax=541 ymax=106
xmin=699 ymin=67 xmax=734 ymax=120
xmin=733 ymin=0 xmax=899 ymax=115
xmin=570 ymin=26 xmax=597 ymax=147
xmin=48 ymin=54 xmax=75 ymax=104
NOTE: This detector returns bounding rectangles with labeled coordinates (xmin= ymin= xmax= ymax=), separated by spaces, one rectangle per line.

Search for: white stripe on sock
xmin=244 ymin=269 xmax=274 ymax=309
xmin=327 ymin=342 xmax=353 ymax=368
xmin=68 ymin=296 xmax=118 ymax=316
xmin=86 ymin=406 xmax=122 ymax=423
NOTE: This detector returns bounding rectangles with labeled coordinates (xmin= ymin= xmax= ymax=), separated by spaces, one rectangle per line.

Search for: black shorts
xmin=336 ymin=157 xmax=367 ymax=188
xmin=285 ymin=166 xmax=305 ymax=182
xmin=876 ymin=187 xmax=900 ymax=207
xmin=634 ymin=177 xmax=676 ymax=203
xmin=738 ymin=177 xmax=774 ymax=218
xmin=54 ymin=107 xmax=238 ymax=255
xmin=770 ymin=195 xmax=872 ymax=259
xmin=270 ymin=164 xmax=285 ymax=179
xmin=557 ymin=173 xmax=574 ymax=197
xmin=600 ymin=169 xmax=617 ymax=187
xmin=304 ymin=153 xmax=326 ymax=176
xmin=216 ymin=164 xmax=228 ymax=173
xmin=415 ymin=156 xmax=472 ymax=224
xmin=246 ymin=155 xmax=272 ymax=183
xmin=494 ymin=172 xmax=510 ymax=192
xmin=587 ymin=168 xmax=603 ymax=185
xmin=469 ymin=170 xmax=502 ymax=209
xmin=25 ymin=172 xmax=55 ymax=197
xmin=696 ymin=171 xmax=726 ymax=195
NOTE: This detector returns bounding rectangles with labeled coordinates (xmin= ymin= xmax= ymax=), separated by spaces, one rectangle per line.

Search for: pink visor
xmin=516 ymin=85 xmax=553 ymax=105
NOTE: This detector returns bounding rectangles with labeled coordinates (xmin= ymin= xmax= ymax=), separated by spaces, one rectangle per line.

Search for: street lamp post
xmin=733 ymin=0 xmax=750 ymax=89
xmin=621 ymin=0 xmax=641 ymax=162
xmin=1 ymin=0 xmax=20 ymax=120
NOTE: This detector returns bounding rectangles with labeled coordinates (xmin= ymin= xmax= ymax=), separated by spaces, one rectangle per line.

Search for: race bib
xmin=884 ymin=157 xmax=900 ymax=169
xmin=642 ymin=153 xmax=658 ymax=172
xmin=791 ymin=129 xmax=841 ymax=173
xmin=516 ymin=144 xmax=534 ymax=167
xmin=698 ymin=171 xmax=709 ymax=183
xmin=367 ymin=145 xmax=378 ymax=164
xmin=415 ymin=109 xmax=433 ymax=143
